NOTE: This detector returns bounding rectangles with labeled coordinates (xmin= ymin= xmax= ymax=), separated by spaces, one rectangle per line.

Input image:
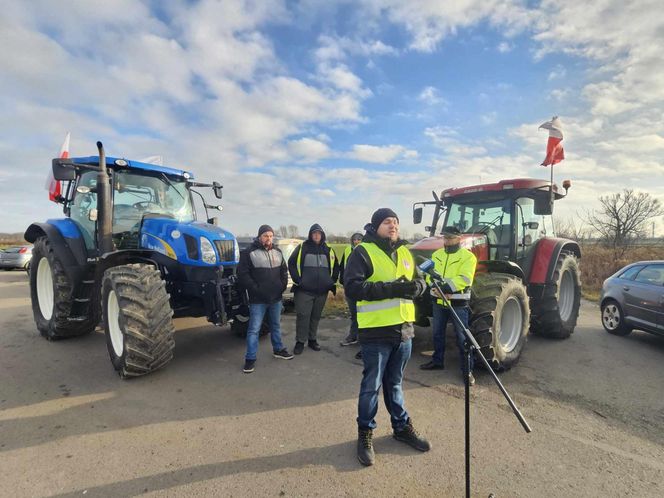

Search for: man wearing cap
xmin=238 ymin=225 xmax=294 ymax=373
xmin=339 ymin=232 xmax=363 ymax=347
xmin=344 ymin=208 xmax=431 ymax=466
xmin=288 ymin=224 xmax=339 ymax=355
xmin=420 ymin=226 xmax=478 ymax=386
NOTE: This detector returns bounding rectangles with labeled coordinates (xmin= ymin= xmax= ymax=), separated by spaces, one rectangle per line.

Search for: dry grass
xmin=322 ymin=287 xmax=350 ymax=318
xmin=579 ymin=244 xmax=664 ymax=300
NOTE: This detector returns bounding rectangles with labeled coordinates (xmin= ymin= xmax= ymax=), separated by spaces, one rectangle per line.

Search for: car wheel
xmin=601 ymin=300 xmax=632 ymax=336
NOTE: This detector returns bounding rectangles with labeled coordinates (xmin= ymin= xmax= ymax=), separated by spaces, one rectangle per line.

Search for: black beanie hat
xmin=371 ymin=208 xmax=399 ymax=230
xmin=257 ymin=224 xmax=274 ymax=237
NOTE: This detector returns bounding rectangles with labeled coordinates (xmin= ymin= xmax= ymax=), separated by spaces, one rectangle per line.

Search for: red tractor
xmin=411 ymin=178 xmax=581 ymax=371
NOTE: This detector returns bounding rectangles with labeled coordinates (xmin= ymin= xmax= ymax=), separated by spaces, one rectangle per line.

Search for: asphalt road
xmin=1 ymin=270 xmax=663 ymax=497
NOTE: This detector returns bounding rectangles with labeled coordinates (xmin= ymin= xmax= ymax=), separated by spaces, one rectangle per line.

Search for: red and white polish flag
xmin=538 ymin=116 xmax=564 ymax=166
xmin=46 ymin=132 xmax=70 ymax=202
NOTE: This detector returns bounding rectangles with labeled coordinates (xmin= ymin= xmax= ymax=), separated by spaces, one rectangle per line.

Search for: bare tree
xmin=586 ymin=189 xmax=664 ymax=252
xmin=554 ymin=216 xmax=591 ymax=241
xmin=278 ymin=225 xmax=289 ymax=238
xmin=287 ymin=224 xmax=299 ymax=238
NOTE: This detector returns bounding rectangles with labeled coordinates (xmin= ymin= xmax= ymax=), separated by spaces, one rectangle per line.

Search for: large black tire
xmin=29 ymin=236 xmax=97 ymax=339
xmin=102 ymin=264 xmax=175 ymax=378
xmin=470 ymin=273 xmax=530 ymax=371
xmin=600 ymin=299 xmax=632 ymax=336
xmin=530 ymin=251 xmax=581 ymax=339
xmin=231 ymin=314 xmax=270 ymax=338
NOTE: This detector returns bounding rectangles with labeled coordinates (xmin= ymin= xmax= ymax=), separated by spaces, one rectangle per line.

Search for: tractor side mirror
xmin=413 ymin=206 xmax=423 ymax=224
xmin=212 ymin=181 xmax=223 ymax=199
xmin=534 ymin=196 xmax=553 ymax=215
xmin=52 ymin=159 xmax=77 ymax=181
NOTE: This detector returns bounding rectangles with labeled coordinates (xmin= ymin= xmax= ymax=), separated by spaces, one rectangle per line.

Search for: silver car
xmin=0 ymin=245 xmax=33 ymax=271
xmin=600 ymin=260 xmax=664 ymax=336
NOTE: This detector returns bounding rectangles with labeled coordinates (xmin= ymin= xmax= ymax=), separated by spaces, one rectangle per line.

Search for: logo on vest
xmin=403 ymin=259 xmax=411 ymax=270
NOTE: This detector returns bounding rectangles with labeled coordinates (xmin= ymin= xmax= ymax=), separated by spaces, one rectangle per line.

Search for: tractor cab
xmin=412 ymin=178 xmax=570 ymax=272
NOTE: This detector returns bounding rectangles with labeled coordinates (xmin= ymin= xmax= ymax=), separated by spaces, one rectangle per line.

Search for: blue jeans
xmin=357 ymin=339 xmax=411 ymax=431
xmin=244 ymin=301 xmax=285 ymax=361
xmin=432 ymin=304 xmax=473 ymax=373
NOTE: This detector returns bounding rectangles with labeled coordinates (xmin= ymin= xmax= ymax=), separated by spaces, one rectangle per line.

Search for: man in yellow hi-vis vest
xmin=344 ymin=208 xmax=430 ymax=467
xmin=420 ymin=226 xmax=478 ymax=386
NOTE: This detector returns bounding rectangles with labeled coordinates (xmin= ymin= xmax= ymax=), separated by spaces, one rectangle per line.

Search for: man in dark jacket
xmin=238 ymin=224 xmax=294 ymax=373
xmin=288 ymin=224 xmax=340 ymax=355
xmin=339 ymin=232 xmax=363 ymax=347
xmin=344 ymin=208 xmax=430 ymax=466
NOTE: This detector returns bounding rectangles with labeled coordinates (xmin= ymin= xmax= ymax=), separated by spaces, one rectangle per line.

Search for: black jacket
xmin=288 ymin=224 xmax=340 ymax=296
xmin=343 ymin=224 xmax=412 ymax=343
xmin=238 ymin=239 xmax=288 ymax=304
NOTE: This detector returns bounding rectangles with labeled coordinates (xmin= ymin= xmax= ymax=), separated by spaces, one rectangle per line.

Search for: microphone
xmin=417 ymin=257 xmax=444 ymax=282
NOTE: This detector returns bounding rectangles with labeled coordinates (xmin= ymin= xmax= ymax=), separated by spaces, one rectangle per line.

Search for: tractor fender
xmin=24 ymin=221 xmax=88 ymax=285
xmin=528 ymin=238 xmax=581 ymax=284
xmin=96 ymin=249 xmax=167 ymax=279
xmin=476 ymin=260 xmax=525 ymax=281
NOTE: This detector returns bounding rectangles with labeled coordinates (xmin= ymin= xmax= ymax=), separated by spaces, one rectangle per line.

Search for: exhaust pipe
xmin=96 ymin=141 xmax=113 ymax=254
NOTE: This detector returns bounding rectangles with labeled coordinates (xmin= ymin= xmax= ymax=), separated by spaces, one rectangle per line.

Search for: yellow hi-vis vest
xmin=357 ymin=242 xmax=416 ymax=328
xmin=295 ymin=243 xmax=336 ymax=277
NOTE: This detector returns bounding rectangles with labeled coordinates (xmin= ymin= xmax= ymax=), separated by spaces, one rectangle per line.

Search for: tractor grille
xmin=214 ymin=239 xmax=235 ymax=262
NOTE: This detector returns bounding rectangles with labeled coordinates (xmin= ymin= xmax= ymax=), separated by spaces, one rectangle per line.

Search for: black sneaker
xmin=243 ymin=359 xmax=255 ymax=373
xmin=357 ymin=428 xmax=375 ymax=466
xmin=393 ymin=419 xmax=431 ymax=452
xmin=294 ymin=342 xmax=305 ymax=355
xmin=308 ymin=340 xmax=321 ymax=351
xmin=420 ymin=360 xmax=445 ymax=370
xmin=273 ymin=349 xmax=294 ymax=360
xmin=340 ymin=335 xmax=358 ymax=346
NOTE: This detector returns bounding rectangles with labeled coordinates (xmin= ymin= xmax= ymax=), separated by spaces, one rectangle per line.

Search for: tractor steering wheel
xmin=132 ymin=201 xmax=161 ymax=211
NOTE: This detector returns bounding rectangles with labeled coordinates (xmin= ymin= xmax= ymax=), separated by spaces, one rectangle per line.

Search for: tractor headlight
xmin=200 ymin=237 xmax=217 ymax=264
xmin=233 ymin=239 xmax=240 ymax=262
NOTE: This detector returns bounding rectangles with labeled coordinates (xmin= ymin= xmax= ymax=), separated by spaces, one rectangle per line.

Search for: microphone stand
xmin=428 ymin=277 xmax=532 ymax=498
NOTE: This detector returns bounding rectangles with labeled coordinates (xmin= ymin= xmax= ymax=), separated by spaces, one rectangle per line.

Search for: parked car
xmin=0 ymin=245 xmax=33 ymax=271
xmin=274 ymin=238 xmax=304 ymax=305
xmin=600 ymin=261 xmax=664 ymax=337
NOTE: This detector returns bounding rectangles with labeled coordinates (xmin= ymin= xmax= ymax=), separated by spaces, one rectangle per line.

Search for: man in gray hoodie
xmin=288 ymin=224 xmax=340 ymax=354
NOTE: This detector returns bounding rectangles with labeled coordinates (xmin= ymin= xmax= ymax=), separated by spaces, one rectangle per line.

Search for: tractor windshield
xmin=445 ymin=198 xmax=511 ymax=235
xmin=112 ymin=170 xmax=194 ymax=236
xmin=445 ymin=198 xmax=513 ymax=260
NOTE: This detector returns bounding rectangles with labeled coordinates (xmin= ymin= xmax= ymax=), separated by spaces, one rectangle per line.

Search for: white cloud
xmin=497 ymin=41 xmax=513 ymax=53
xmin=288 ymin=138 xmax=332 ymax=163
xmin=548 ymin=65 xmax=567 ymax=81
xmin=348 ymin=144 xmax=419 ymax=163
xmin=418 ymin=86 xmax=447 ymax=106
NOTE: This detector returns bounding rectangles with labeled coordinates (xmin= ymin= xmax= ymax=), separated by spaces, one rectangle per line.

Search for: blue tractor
xmin=25 ymin=142 xmax=246 ymax=377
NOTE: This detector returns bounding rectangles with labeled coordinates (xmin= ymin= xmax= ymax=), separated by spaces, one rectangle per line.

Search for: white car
xmin=0 ymin=245 xmax=33 ymax=271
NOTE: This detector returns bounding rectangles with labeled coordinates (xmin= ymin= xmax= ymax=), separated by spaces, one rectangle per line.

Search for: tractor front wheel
xmin=102 ymin=264 xmax=175 ymax=378
xmin=470 ymin=272 xmax=530 ymax=371
xmin=29 ymin=236 xmax=97 ymax=339
xmin=530 ymin=251 xmax=581 ymax=339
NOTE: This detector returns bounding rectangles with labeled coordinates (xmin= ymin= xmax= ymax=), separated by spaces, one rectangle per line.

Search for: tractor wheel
xmin=231 ymin=314 xmax=270 ymax=338
xmin=470 ymin=272 xmax=530 ymax=371
xmin=29 ymin=236 xmax=97 ymax=340
xmin=102 ymin=264 xmax=175 ymax=378
xmin=530 ymin=251 xmax=581 ymax=339
xmin=600 ymin=299 xmax=632 ymax=336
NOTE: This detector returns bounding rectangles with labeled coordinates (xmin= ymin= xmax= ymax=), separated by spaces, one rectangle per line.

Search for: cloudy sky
xmin=1 ymin=0 xmax=663 ymax=237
